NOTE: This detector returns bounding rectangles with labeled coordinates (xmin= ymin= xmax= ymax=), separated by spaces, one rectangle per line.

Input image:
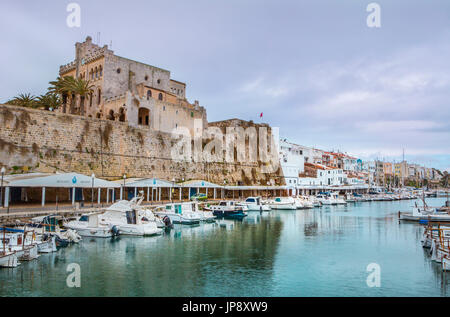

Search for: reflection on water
xmin=0 ymin=198 xmax=449 ymax=297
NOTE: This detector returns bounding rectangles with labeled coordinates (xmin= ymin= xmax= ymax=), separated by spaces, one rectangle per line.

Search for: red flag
xmin=260 ymin=112 xmax=263 ymax=118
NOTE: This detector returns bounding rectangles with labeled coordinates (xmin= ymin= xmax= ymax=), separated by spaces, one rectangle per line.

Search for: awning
xmin=180 ymin=180 xmax=223 ymax=188
xmin=122 ymin=178 xmax=179 ymax=188
xmin=3 ymin=172 xmax=120 ymax=188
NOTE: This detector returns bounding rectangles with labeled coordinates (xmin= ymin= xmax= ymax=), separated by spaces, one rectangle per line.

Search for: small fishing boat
xmin=0 ymin=227 xmax=39 ymax=262
xmin=239 ymin=197 xmax=271 ymax=212
xmin=1 ymin=227 xmax=55 ymax=255
xmin=400 ymin=192 xmax=450 ymax=222
xmin=421 ymin=225 xmax=450 ymax=249
xmin=154 ymin=202 xmax=203 ymax=225
xmin=30 ymin=215 xmax=81 ymax=247
xmin=208 ymin=201 xmax=248 ymax=219
xmin=0 ymin=252 xmax=19 ymax=268
xmin=268 ymin=197 xmax=297 ymax=210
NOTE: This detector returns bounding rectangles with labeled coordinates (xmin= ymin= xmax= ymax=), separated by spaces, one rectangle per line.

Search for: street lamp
xmin=0 ymin=167 xmax=5 ymax=208
xmin=172 ymin=178 xmax=175 ymax=203
xmin=123 ymin=174 xmax=127 ymax=200
xmin=91 ymin=173 xmax=95 ymax=207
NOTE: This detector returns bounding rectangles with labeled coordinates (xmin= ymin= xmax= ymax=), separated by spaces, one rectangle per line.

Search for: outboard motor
xmin=163 ymin=216 xmax=173 ymax=229
xmin=111 ymin=225 xmax=120 ymax=237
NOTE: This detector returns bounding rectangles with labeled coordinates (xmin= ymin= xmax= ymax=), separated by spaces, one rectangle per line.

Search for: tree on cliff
xmin=7 ymin=93 xmax=37 ymax=108
xmin=48 ymin=76 xmax=75 ymax=114
xmin=69 ymin=78 xmax=94 ymax=116
xmin=35 ymin=93 xmax=61 ymax=111
xmin=48 ymin=76 xmax=94 ymax=115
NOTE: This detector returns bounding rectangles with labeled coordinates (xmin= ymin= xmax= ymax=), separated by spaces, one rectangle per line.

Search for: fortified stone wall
xmin=0 ymin=105 xmax=284 ymax=185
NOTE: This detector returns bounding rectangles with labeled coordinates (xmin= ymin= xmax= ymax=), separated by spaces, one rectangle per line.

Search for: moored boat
xmin=268 ymin=197 xmax=297 ymax=210
xmin=239 ymin=197 xmax=271 ymax=212
xmin=154 ymin=202 xmax=203 ymax=225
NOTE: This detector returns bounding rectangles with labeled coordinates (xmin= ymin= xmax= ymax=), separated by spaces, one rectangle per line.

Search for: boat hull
xmin=0 ymin=253 xmax=20 ymax=268
xmin=269 ymin=204 xmax=297 ymax=210
xmin=155 ymin=212 xmax=201 ymax=225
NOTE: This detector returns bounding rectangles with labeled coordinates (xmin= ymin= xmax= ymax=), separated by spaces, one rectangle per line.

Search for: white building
xmin=297 ymin=163 xmax=346 ymax=187
xmin=279 ymin=139 xmax=305 ymax=187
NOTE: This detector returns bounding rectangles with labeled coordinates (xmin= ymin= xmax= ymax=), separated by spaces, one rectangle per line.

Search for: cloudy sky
xmin=1 ymin=0 xmax=449 ymax=171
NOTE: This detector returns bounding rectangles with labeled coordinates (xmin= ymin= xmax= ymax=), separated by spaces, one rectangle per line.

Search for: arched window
xmin=89 ymin=93 xmax=93 ymax=107
xmin=96 ymin=113 xmax=102 ymax=119
xmin=147 ymin=90 xmax=152 ymax=100
xmin=158 ymin=93 xmax=163 ymax=101
xmin=97 ymin=89 xmax=102 ymax=105
xmin=138 ymin=108 xmax=150 ymax=126
xmin=99 ymin=66 xmax=103 ymax=77
xmin=95 ymin=67 xmax=98 ymax=79
xmin=107 ymin=110 xmax=115 ymax=121
xmin=118 ymin=107 xmax=126 ymax=122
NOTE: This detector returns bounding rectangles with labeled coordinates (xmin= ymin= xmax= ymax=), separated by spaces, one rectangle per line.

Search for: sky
xmin=1 ymin=0 xmax=449 ymax=171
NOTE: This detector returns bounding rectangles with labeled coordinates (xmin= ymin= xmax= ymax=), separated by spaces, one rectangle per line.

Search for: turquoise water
xmin=1 ymin=198 xmax=449 ymax=297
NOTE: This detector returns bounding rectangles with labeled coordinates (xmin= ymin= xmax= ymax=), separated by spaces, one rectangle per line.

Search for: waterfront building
xmin=58 ymin=36 xmax=207 ymax=135
xmin=278 ymin=139 xmax=305 ymax=187
xmin=298 ymin=162 xmax=346 ymax=187
xmin=342 ymin=154 xmax=358 ymax=172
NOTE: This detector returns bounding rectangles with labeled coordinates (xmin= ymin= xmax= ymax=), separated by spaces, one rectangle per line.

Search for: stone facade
xmin=58 ymin=36 xmax=207 ymax=136
xmin=0 ymin=105 xmax=283 ymax=186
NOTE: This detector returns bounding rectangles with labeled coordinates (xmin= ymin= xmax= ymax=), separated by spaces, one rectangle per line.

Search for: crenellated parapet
xmin=59 ymin=61 xmax=77 ymax=75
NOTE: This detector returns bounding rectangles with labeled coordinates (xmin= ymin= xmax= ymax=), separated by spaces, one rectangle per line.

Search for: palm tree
xmin=35 ymin=93 xmax=61 ymax=111
xmin=48 ymin=76 xmax=75 ymax=113
xmin=8 ymin=93 xmax=37 ymax=108
xmin=68 ymin=78 xmax=94 ymax=116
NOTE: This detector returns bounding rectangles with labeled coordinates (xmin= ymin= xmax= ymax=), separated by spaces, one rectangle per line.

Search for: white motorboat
xmin=298 ymin=196 xmax=314 ymax=209
xmin=101 ymin=201 xmax=163 ymax=236
xmin=293 ymin=197 xmax=305 ymax=209
xmin=331 ymin=192 xmax=347 ymax=205
xmin=345 ymin=193 xmax=357 ymax=203
xmin=316 ymin=194 xmax=334 ymax=205
xmin=127 ymin=194 xmax=166 ymax=228
xmin=177 ymin=201 xmax=216 ymax=222
xmin=268 ymin=197 xmax=297 ymax=210
xmin=239 ymin=197 xmax=271 ymax=212
xmin=64 ymin=213 xmax=116 ymax=238
xmin=154 ymin=202 xmax=203 ymax=225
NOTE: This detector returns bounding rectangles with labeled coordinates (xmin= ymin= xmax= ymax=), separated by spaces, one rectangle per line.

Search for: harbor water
xmin=1 ymin=197 xmax=449 ymax=297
